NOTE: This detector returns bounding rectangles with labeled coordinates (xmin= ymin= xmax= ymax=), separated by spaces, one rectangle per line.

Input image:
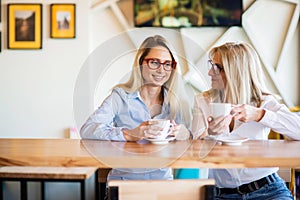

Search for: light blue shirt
xmin=81 ymin=87 xmax=186 ymax=180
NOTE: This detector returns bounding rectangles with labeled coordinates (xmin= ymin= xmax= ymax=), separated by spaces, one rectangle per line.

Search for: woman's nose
xmin=208 ymin=67 xmax=214 ymax=76
xmin=156 ymin=65 xmax=165 ymax=72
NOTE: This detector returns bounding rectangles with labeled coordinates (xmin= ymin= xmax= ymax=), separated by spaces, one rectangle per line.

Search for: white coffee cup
xmin=210 ymin=103 xmax=232 ymax=118
xmin=148 ymin=119 xmax=172 ymax=139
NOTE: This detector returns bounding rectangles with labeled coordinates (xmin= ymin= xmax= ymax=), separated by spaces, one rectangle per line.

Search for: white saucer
xmin=204 ymin=135 xmax=218 ymax=140
xmin=217 ymin=135 xmax=249 ymax=146
xmin=145 ymin=136 xmax=176 ymax=145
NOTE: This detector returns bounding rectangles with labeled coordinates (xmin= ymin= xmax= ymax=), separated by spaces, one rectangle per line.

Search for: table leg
xmin=41 ymin=181 xmax=45 ymax=200
xmin=20 ymin=181 xmax=27 ymax=200
xmin=0 ymin=179 xmax=3 ymax=200
xmin=80 ymin=180 xmax=85 ymax=200
xmin=95 ymin=170 xmax=99 ymax=200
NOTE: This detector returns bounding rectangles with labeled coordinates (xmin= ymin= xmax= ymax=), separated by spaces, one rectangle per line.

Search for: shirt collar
xmin=128 ymin=87 xmax=168 ymax=102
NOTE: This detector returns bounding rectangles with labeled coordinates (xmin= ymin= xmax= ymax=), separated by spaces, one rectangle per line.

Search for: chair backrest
xmin=108 ymin=179 xmax=215 ymax=200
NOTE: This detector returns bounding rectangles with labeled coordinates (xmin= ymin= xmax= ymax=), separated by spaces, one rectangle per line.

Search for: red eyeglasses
xmin=144 ymin=58 xmax=177 ymax=71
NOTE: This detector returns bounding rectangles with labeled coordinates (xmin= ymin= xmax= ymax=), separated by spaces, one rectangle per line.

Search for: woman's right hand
xmin=207 ymin=115 xmax=232 ymax=136
xmin=122 ymin=120 xmax=162 ymax=141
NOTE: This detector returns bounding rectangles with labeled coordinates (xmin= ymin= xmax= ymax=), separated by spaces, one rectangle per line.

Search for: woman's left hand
xmin=231 ymin=104 xmax=265 ymax=122
xmin=169 ymin=120 xmax=191 ymax=140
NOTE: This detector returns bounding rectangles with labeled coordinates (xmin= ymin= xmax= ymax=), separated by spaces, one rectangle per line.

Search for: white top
xmin=192 ymin=93 xmax=300 ymax=188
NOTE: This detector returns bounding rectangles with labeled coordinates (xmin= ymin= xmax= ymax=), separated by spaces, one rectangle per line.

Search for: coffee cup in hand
xmin=210 ymin=103 xmax=232 ymax=118
xmin=148 ymin=119 xmax=172 ymax=139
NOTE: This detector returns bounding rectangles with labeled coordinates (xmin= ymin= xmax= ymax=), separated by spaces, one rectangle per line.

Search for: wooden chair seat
xmin=107 ymin=179 xmax=216 ymax=200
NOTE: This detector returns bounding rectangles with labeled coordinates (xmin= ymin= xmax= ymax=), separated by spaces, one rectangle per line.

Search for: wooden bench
xmin=0 ymin=166 xmax=97 ymax=200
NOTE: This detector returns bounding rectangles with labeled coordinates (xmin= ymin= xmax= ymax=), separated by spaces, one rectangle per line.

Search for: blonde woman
xmin=81 ymin=35 xmax=191 ymax=182
xmin=192 ymin=42 xmax=299 ymax=199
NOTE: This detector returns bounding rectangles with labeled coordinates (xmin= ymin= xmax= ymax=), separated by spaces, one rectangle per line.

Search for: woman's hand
xmin=231 ymin=104 xmax=265 ymax=122
xmin=207 ymin=115 xmax=232 ymax=136
xmin=122 ymin=120 xmax=163 ymax=141
xmin=169 ymin=120 xmax=191 ymax=140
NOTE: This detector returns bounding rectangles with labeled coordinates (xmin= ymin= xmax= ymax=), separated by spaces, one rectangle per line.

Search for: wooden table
xmin=0 ymin=138 xmax=300 ymax=168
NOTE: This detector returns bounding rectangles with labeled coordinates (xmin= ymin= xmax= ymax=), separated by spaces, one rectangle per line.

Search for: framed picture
xmin=50 ymin=4 xmax=76 ymax=38
xmin=7 ymin=4 xmax=42 ymax=49
xmin=134 ymin=0 xmax=242 ymax=27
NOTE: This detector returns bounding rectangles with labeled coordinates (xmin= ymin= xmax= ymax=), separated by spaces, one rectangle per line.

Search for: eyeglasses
xmin=208 ymin=60 xmax=224 ymax=75
xmin=144 ymin=58 xmax=176 ymax=71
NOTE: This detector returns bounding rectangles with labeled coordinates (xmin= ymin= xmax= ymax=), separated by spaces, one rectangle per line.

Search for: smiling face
xmin=208 ymin=52 xmax=227 ymax=90
xmin=141 ymin=46 xmax=173 ymax=87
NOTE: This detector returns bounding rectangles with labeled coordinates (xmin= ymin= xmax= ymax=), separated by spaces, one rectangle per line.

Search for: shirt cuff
xmin=111 ymin=127 xmax=126 ymax=141
xmin=258 ymin=109 xmax=276 ymax=127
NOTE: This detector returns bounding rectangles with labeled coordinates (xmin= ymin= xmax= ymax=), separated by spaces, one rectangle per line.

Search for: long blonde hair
xmin=115 ymin=35 xmax=191 ymax=127
xmin=209 ymin=42 xmax=271 ymax=106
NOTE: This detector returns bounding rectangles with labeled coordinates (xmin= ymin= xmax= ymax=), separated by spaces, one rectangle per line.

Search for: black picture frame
xmin=134 ymin=0 xmax=243 ymax=28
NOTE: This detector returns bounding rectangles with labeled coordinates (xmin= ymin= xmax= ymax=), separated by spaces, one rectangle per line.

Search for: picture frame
xmin=134 ymin=0 xmax=242 ymax=27
xmin=50 ymin=4 xmax=76 ymax=38
xmin=7 ymin=4 xmax=42 ymax=49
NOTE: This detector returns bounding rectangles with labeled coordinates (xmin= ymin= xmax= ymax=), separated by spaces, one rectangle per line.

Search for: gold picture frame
xmin=0 ymin=0 xmax=2 ymax=23
xmin=7 ymin=4 xmax=42 ymax=49
xmin=50 ymin=4 xmax=76 ymax=38
xmin=0 ymin=32 xmax=2 ymax=52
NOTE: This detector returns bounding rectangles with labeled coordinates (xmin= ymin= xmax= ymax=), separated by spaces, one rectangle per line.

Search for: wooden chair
xmin=107 ymin=179 xmax=216 ymax=200
xmin=0 ymin=166 xmax=97 ymax=200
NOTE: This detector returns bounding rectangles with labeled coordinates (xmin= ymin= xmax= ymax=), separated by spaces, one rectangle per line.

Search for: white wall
xmin=0 ymin=1 xmax=93 ymax=199
xmin=0 ymin=0 xmax=89 ymax=138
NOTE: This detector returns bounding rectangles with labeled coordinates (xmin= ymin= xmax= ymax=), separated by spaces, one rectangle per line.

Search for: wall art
xmin=7 ymin=4 xmax=42 ymax=49
xmin=50 ymin=4 xmax=76 ymax=38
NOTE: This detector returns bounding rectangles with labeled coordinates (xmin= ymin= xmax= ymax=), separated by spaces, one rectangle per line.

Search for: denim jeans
xmin=215 ymin=173 xmax=294 ymax=200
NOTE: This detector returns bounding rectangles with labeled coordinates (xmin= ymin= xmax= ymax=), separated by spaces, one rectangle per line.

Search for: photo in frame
xmin=7 ymin=4 xmax=42 ymax=49
xmin=50 ymin=4 xmax=76 ymax=38
xmin=134 ymin=0 xmax=242 ymax=27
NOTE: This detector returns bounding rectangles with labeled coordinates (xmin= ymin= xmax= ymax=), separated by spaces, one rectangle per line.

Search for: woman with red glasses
xmin=80 ymin=35 xmax=191 ymax=183
xmin=192 ymin=41 xmax=299 ymax=199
